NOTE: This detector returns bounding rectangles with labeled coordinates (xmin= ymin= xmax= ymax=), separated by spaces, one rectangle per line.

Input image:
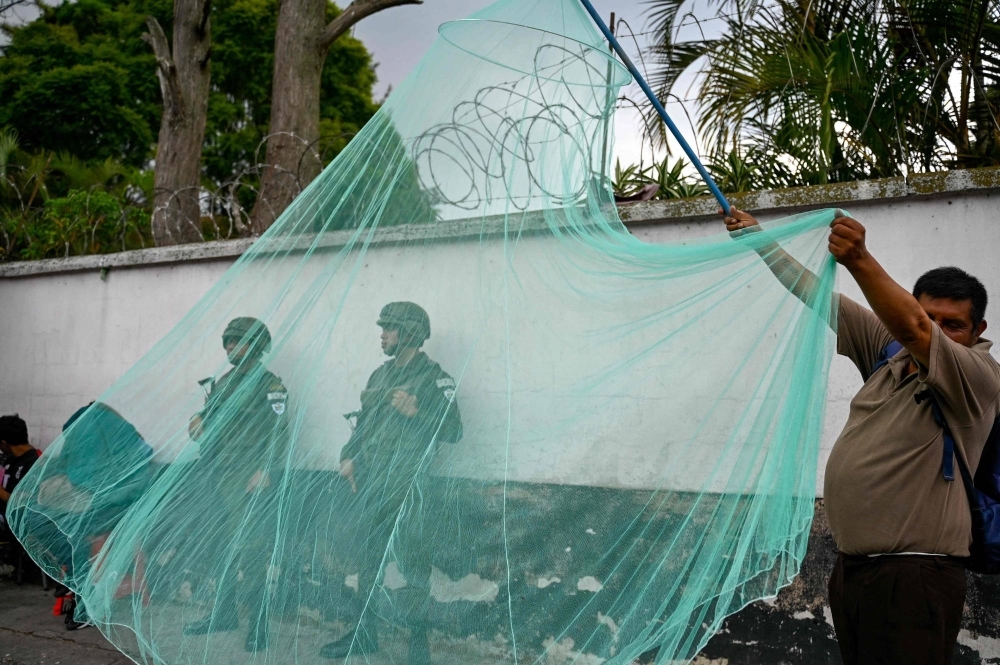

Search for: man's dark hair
xmin=0 ymin=414 xmax=29 ymax=446
xmin=913 ymin=267 xmax=988 ymax=326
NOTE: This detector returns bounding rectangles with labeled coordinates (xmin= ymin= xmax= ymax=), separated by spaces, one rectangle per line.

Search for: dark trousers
xmin=202 ymin=485 xmax=278 ymax=633
xmin=829 ymin=553 xmax=966 ymax=665
xmin=348 ymin=465 xmax=434 ymax=643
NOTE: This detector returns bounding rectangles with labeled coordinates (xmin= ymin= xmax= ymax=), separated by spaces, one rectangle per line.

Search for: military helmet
xmin=377 ymin=302 xmax=430 ymax=345
xmin=222 ymin=317 xmax=272 ymax=357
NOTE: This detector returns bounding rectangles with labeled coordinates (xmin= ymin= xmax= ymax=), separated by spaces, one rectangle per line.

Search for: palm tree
xmin=642 ymin=0 xmax=1000 ymax=186
xmin=0 ymin=132 xmax=155 ymax=260
xmin=887 ymin=0 xmax=1000 ymax=169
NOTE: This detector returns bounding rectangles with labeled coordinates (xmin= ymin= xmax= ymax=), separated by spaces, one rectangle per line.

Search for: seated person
xmin=0 ymin=414 xmax=40 ymax=535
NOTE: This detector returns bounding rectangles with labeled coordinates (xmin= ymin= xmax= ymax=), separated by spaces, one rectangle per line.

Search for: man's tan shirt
xmin=825 ymin=296 xmax=1000 ymax=556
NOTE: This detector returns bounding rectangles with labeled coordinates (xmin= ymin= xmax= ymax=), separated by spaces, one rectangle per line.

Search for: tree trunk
xmin=249 ymin=0 xmax=422 ymax=235
xmin=249 ymin=0 xmax=326 ymax=234
xmin=143 ymin=0 xmax=212 ymax=246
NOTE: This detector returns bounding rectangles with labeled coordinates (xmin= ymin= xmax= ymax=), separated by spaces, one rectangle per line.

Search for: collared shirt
xmin=825 ymin=295 xmax=1000 ymax=556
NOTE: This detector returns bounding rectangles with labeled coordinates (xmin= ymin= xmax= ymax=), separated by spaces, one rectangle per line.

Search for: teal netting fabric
xmin=8 ymin=0 xmax=839 ymax=663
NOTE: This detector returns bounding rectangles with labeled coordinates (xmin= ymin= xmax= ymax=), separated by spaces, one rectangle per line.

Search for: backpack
xmin=872 ymin=341 xmax=1000 ymax=574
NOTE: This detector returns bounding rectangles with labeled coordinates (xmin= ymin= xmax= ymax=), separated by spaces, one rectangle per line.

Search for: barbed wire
xmin=625 ymin=11 xmax=747 ymax=38
xmin=411 ymin=42 xmax=617 ymax=211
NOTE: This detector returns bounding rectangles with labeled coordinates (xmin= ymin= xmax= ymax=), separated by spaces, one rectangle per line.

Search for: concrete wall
xmin=4 ymin=168 xmax=1000 ymax=489
xmin=3 ymin=167 xmax=1000 ymax=662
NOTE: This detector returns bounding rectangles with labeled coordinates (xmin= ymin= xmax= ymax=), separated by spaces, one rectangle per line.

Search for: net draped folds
xmin=8 ymin=0 xmax=840 ymax=662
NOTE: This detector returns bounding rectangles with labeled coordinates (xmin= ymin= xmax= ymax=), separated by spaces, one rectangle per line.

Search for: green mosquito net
xmin=7 ymin=0 xmax=840 ymax=663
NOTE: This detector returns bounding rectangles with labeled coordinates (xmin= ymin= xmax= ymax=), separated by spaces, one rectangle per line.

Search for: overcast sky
xmin=351 ymin=0 xmax=707 ymax=168
xmin=3 ymin=0 xmax=715 ymax=169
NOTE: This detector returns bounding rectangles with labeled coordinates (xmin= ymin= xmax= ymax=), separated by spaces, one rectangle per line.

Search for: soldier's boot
xmin=319 ymin=627 xmax=379 ymax=659
xmin=244 ymin=618 xmax=270 ymax=652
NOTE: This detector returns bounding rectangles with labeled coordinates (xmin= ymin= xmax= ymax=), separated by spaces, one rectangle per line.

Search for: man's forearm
xmin=0 ymin=487 xmax=10 ymax=502
xmin=739 ymin=229 xmax=824 ymax=312
xmin=756 ymin=238 xmax=821 ymax=303
xmin=725 ymin=209 xmax=823 ymax=306
xmin=844 ymin=254 xmax=932 ymax=364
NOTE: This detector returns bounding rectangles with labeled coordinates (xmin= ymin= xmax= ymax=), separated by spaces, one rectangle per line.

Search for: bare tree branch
xmin=143 ymin=2 xmax=211 ymax=246
xmin=320 ymin=0 xmax=422 ymax=51
xmin=141 ymin=16 xmax=172 ymax=63
xmin=141 ymin=17 xmax=185 ymax=122
xmin=0 ymin=0 xmax=32 ymax=19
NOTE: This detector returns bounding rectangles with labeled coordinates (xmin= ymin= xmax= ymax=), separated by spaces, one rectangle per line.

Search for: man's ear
xmin=975 ymin=319 xmax=988 ymax=342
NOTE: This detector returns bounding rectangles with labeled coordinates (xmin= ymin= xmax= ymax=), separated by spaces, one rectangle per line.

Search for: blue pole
xmin=577 ymin=0 xmax=731 ymax=214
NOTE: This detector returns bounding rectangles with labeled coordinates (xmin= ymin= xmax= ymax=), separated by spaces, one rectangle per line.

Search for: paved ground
xmin=0 ymin=579 xmax=131 ymax=665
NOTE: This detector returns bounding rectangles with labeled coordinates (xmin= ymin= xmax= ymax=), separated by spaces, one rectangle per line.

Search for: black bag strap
xmin=873 ymin=342 xmax=967 ymax=486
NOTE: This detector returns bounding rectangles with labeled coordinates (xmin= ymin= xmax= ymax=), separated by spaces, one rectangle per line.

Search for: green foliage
xmin=696 ymin=2 xmax=929 ymax=185
xmin=644 ymin=0 xmax=1000 ymax=187
xmin=0 ymin=0 xmax=168 ymax=166
xmin=21 ymin=189 xmax=151 ymax=260
xmin=612 ymin=156 xmax=709 ymax=201
xmin=0 ymin=125 xmax=16 ymax=179
xmin=203 ymin=0 xmax=379 ymax=185
xmin=0 ymin=127 xmax=153 ymax=261
xmin=0 ymin=0 xmax=379 ymax=182
xmin=886 ymin=0 xmax=1000 ymax=169
xmin=612 ymin=160 xmax=647 ymax=199
xmin=708 ymin=150 xmax=765 ymax=194
xmin=648 ymin=157 xmax=708 ymax=199
xmin=0 ymin=0 xmax=381 ymax=257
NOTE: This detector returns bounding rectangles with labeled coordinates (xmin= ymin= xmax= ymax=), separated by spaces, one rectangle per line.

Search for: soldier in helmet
xmin=182 ymin=317 xmax=289 ymax=652
xmin=320 ymin=302 xmax=462 ymax=664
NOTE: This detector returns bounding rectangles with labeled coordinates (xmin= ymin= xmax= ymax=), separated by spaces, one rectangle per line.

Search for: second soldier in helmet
xmin=321 ymin=302 xmax=462 ymax=664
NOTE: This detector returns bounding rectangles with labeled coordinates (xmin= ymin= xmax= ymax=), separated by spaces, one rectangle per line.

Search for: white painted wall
xmin=0 ymin=262 xmax=220 ymax=445
xmin=633 ymin=190 xmax=1000 ymax=493
xmin=2 ymin=190 xmax=998 ymax=496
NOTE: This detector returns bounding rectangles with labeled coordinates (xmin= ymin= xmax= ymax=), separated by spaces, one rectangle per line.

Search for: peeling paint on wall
xmin=539 ymin=637 xmax=604 ymax=665
xmin=537 ymin=576 xmax=561 ymax=589
xmin=957 ymin=630 xmax=1000 ymax=662
xmin=382 ymin=561 xmax=407 ymax=590
xmin=430 ymin=568 xmax=499 ymax=603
